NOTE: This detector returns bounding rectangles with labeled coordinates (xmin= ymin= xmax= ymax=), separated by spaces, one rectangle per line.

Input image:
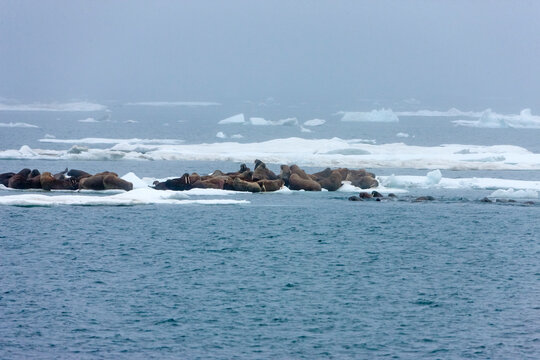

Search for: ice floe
xmin=452 ymin=109 xmax=540 ymax=129
xmin=0 ymin=122 xmax=39 ymax=128
xmin=338 ymin=109 xmax=399 ymax=122
xmin=3 ymin=137 xmax=540 ymax=170
xmin=379 ymin=170 xmax=540 ymax=192
xmin=0 ymin=188 xmax=250 ymax=207
xmin=0 ymin=101 xmax=106 ymax=112
xmin=218 ymin=113 xmax=245 ymax=124
xmin=303 ymin=119 xmax=326 ymax=127
xmin=488 ymin=188 xmax=538 ymax=199
xmin=78 ymin=117 xmax=99 ymax=123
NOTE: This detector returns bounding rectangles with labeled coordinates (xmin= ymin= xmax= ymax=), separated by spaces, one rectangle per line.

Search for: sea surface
xmin=1 ymin=103 xmax=539 ymax=358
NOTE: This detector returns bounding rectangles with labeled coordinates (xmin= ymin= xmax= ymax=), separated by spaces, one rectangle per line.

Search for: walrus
xmin=414 ymin=196 xmax=435 ymax=202
xmin=288 ymin=173 xmax=321 ymax=191
xmin=279 ymin=165 xmax=292 ymax=186
xmin=79 ymin=174 xmax=132 ymax=191
xmin=289 ymin=165 xmax=311 ymax=180
xmin=79 ymin=175 xmax=106 ymax=190
xmin=67 ymin=169 xmax=92 ymax=179
xmin=191 ymin=177 xmax=225 ymax=190
xmin=40 ymin=172 xmax=78 ymax=191
xmin=7 ymin=168 xmax=33 ymax=189
xmin=155 ymin=173 xmax=192 ymax=191
xmin=103 ymin=174 xmax=133 ymax=191
xmin=232 ymin=177 xmax=261 ymax=193
xmin=350 ymin=175 xmax=378 ymax=189
xmin=252 ymin=161 xmax=278 ymax=181
xmin=0 ymin=172 xmax=15 ymax=187
xmin=257 ymin=179 xmax=283 ymax=192
xmin=313 ymin=170 xmax=342 ymax=191
xmin=29 ymin=169 xmax=40 ymax=178
xmin=226 ymin=164 xmax=250 ymax=178
xmin=53 ymin=168 xmax=68 ymax=180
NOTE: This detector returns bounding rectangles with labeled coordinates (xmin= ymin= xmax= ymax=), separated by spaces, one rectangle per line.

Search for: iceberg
xmin=218 ymin=113 xmax=245 ymax=124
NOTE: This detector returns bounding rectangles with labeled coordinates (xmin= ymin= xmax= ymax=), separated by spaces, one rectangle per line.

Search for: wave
xmin=0 ymin=122 xmax=39 ymax=128
xmin=0 ymin=101 xmax=107 ymax=112
xmin=125 ymin=101 xmax=221 ymax=107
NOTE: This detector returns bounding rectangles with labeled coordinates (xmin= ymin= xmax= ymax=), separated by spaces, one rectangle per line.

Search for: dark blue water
xmin=1 ymin=191 xmax=539 ymax=359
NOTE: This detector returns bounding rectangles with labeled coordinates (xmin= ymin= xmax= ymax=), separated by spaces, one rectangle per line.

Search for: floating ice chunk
xmin=396 ymin=132 xmax=409 ymax=138
xmin=218 ymin=113 xmax=245 ymax=124
xmin=44 ymin=134 xmax=56 ymax=139
xmin=78 ymin=117 xmax=98 ymax=123
xmin=303 ymin=119 xmax=326 ymax=127
xmin=121 ymin=172 xmax=148 ymax=189
xmin=216 ymin=131 xmax=227 ymax=139
xmin=0 ymin=122 xmax=39 ymax=128
xmin=426 ymin=169 xmax=442 ymax=185
xmin=249 ymin=117 xmax=269 ymax=125
xmin=124 ymin=119 xmax=138 ymax=123
xmin=488 ymin=188 xmax=538 ymax=199
xmin=249 ymin=117 xmax=298 ymax=126
xmin=339 ymin=109 xmax=399 ymax=122
xmin=300 ymin=126 xmax=312 ymax=133
xmin=230 ymin=134 xmax=243 ymax=139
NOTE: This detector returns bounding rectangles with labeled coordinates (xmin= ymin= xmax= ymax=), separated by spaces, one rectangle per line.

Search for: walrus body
xmin=312 ymin=169 xmax=342 ymax=191
xmin=252 ymin=161 xmax=278 ymax=181
xmin=0 ymin=172 xmax=15 ymax=187
xmin=288 ymin=173 xmax=321 ymax=191
xmin=257 ymin=179 xmax=283 ymax=192
xmin=233 ymin=177 xmax=261 ymax=193
xmin=79 ymin=174 xmax=132 ymax=191
xmin=40 ymin=172 xmax=78 ymax=191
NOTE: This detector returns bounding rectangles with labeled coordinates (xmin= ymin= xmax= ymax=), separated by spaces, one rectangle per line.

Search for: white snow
xmin=488 ymin=188 xmax=538 ymax=199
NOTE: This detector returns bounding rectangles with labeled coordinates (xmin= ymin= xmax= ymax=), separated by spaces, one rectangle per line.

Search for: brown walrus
xmin=279 ymin=165 xmax=292 ymax=186
xmin=0 ymin=172 xmax=15 ymax=187
xmin=40 ymin=172 xmax=78 ymax=191
xmin=232 ymin=177 xmax=261 ymax=193
xmin=67 ymin=169 xmax=92 ymax=179
xmin=257 ymin=179 xmax=284 ymax=192
xmin=7 ymin=168 xmax=32 ymax=189
xmin=252 ymin=161 xmax=278 ymax=181
xmin=191 ymin=177 xmax=226 ymax=190
xmin=288 ymin=173 xmax=321 ymax=191
xmin=79 ymin=174 xmax=133 ymax=191
xmin=311 ymin=168 xmax=343 ymax=191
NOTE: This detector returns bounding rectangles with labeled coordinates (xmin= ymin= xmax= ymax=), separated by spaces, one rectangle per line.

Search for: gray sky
xmin=1 ymin=1 xmax=539 ymax=110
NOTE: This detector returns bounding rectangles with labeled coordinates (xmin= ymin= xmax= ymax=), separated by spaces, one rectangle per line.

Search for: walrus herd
xmin=0 ymin=168 xmax=133 ymax=191
xmin=151 ymin=160 xmax=378 ymax=193
xmin=0 ymin=160 xmax=379 ymax=193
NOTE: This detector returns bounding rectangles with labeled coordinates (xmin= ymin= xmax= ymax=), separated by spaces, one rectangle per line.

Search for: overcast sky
xmin=1 ymin=1 xmax=538 ymax=110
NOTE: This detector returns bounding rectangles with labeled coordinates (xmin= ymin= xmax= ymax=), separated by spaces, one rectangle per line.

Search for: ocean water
xmin=1 ymin=103 xmax=539 ymax=358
